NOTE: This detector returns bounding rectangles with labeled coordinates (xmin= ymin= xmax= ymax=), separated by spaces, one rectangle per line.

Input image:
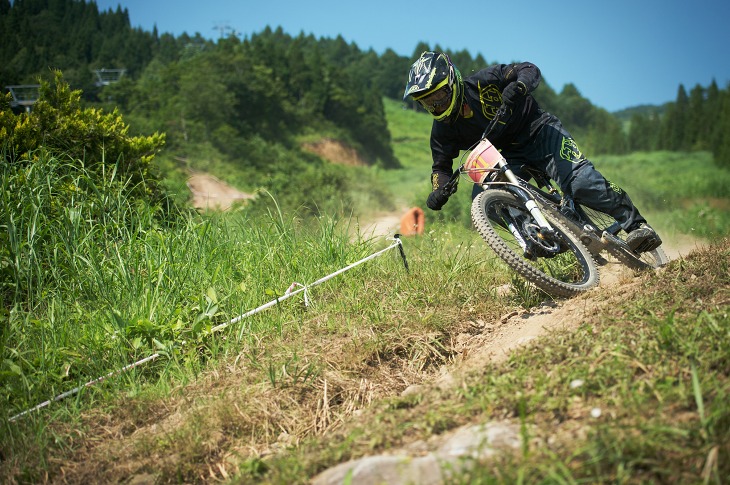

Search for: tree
xmin=553 ymin=84 xmax=593 ymax=131
xmin=586 ymin=109 xmax=626 ymax=154
xmin=660 ymin=84 xmax=689 ymax=150
xmin=705 ymin=79 xmax=721 ymax=151
xmin=710 ymin=85 xmax=730 ymax=168
xmin=375 ymin=48 xmax=409 ymax=100
xmin=627 ymin=112 xmax=660 ymax=152
xmin=687 ymin=84 xmax=705 ymax=149
xmin=1 ymin=71 xmax=165 ymax=201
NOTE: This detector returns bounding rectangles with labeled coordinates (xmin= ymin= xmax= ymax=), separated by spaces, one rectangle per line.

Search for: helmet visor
xmin=416 ymin=85 xmax=452 ymax=115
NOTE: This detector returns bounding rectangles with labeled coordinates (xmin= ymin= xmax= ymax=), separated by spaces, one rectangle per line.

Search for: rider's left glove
xmin=427 ymin=189 xmax=450 ymax=211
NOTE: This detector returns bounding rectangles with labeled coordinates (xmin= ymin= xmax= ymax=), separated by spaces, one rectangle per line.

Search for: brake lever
xmin=481 ymin=104 xmax=508 ymax=139
xmin=442 ymin=165 xmax=463 ymax=195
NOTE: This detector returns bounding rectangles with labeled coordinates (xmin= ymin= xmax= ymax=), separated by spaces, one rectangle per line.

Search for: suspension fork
xmin=496 ymin=160 xmax=554 ymax=232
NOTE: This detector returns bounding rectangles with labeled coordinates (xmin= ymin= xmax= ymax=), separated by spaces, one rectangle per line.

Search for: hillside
xmin=3 ymin=107 xmax=726 ymax=482
xmin=2 ymin=21 xmax=729 ymax=480
xmin=4 ymin=234 xmax=724 ymax=484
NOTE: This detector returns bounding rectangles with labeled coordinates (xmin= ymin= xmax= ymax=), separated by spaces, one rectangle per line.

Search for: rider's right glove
xmin=427 ymin=172 xmax=452 ymax=211
xmin=427 ymin=189 xmax=450 ymax=211
xmin=501 ymin=80 xmax=528 ymax=106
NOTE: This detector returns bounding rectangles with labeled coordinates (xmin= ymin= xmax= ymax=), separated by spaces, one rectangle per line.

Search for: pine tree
xmin=660 ymin=85 xmax=689 ymax=150
xmin=705 ymin=80 xmax=721 ymax=150
xmin=711 ymin=86 xmax=730 ymax=168
xmin=687 ymin=84 xmax=705 ymax=150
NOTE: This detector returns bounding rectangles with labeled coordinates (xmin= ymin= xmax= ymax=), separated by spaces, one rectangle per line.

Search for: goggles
xmin=416 ymin=86 xmax=452 ymax=114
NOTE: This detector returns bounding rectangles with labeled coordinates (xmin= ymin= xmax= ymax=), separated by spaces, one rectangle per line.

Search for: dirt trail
xmin=186 ymin=172 xmax=698 ymax=368
xmin=362 ymin=213 xmax=700 ymax=376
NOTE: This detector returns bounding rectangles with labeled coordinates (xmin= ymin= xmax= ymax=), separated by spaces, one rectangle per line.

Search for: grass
xmin=1 ymin=211 xmax=517 ymax=482
xmin=258 ymin=241 xmax=730 ymax=484
xmin=594 ymin=150 xmax=730 ymax=241
xmin=0 ymin=155 xmax=391 ymax=416
xmin=1 ymin=100 xmax=729 ymax=483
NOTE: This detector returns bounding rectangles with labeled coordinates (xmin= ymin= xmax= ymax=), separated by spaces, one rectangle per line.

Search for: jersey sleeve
xmin=430 ymin=121 xmax=460 ymax=176
xmin=501 ymin=62 xmax=541 ymax=93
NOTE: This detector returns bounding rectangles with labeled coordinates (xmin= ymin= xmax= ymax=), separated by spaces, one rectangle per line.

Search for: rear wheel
xmin=575 ymin=205 xmax=669 ymax=270
xmin=471 ymin=189 xmax=599 ymax=297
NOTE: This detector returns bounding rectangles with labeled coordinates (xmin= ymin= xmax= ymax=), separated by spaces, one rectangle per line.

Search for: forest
xmin=2 ymin=0 xmax=730 ymax=175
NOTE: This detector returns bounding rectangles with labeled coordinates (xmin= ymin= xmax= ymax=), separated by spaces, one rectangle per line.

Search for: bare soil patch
xmin=302 ymin=138 xmax=367 ymax=166
xmin=186 ymin=172 xmax=254 ymax=211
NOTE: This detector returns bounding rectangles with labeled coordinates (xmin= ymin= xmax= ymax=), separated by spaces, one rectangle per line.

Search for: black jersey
xmin=430 ymin=62 xmax=542 ymax=176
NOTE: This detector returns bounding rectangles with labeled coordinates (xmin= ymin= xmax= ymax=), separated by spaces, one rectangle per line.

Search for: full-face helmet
xmin=403 ymin=51 xmax=464 ymax=124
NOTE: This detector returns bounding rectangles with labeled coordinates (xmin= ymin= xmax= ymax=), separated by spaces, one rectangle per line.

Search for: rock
xmin=311 ymin=421 xmax=521 ymax=485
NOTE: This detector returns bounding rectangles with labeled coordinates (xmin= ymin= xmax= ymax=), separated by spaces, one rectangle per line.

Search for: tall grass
xmin=0 ymin=152 xmax=384 ymax=421
xmin=1 ymin=150 xmax=518 ymax=481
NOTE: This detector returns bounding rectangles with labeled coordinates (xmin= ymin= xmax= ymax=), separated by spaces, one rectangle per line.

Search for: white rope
xmin=8 ymin=236 xmax=405 ymax=423
xmin=211 ymin=236 xmax=403 ymax=334
xmin=9 ymin=353 xmax=161 ymax=422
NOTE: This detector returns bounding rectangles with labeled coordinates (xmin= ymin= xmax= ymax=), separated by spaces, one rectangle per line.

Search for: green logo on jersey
xmin=560 ymin=138 xmax=583 ymax=163
xmin=477 ymin=82 xmax=502 ymax=119
xmin=608 ymin=180 xmax=624 ymax=195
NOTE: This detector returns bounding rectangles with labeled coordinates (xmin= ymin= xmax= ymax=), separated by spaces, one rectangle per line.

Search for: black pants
xmin=473 ymin=111 xmax=645 ymax=231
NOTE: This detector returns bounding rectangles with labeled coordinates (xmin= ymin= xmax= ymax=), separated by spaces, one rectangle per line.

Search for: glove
xmin=427 ymin=172 xmax=452 ymax=211
xmin=427 ymin=189 xmax=450 ymax=211
xmin=501 ymin=80 xmax=528 ymax=106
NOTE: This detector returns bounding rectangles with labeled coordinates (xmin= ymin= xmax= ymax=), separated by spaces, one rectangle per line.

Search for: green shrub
xmin=1 ymin=70 xmax=166 ymax=203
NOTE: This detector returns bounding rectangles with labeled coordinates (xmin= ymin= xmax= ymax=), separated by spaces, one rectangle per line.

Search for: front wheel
xmin=471 ymin=189 xmax=599 ymax=297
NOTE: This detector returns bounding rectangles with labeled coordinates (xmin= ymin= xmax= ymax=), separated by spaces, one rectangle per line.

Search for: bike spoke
xmin=472 ymin=189 xmax=599 ymax=297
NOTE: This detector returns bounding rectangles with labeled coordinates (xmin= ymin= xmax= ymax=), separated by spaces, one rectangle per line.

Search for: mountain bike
xmin=441 ymin=107 xmax=669 ymax=298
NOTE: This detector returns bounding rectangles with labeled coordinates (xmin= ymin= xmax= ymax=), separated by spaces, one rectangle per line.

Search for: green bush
xmin=1 ymin=71 xmax=166 ymax=203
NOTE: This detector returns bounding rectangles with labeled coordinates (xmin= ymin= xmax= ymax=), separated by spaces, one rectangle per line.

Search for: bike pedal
xmin=579 ymin=231 xmax=603 ymax=254
xmin=601 ymin=231 xmax=629 ymax=250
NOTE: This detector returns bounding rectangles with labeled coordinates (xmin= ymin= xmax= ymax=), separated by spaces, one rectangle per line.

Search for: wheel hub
xmin=523 ymin=222 xmax=564 ymax=258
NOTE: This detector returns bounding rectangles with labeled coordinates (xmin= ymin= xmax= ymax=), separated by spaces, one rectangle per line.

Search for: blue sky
xmin=94 ymin=0 xmax=730 ymax=112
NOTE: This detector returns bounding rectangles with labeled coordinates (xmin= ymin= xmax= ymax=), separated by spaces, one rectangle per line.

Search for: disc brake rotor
xmin=523 ymin=221 xmax=563 ymax=257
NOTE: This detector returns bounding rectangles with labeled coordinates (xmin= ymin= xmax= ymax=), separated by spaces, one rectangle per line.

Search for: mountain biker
xmin=403 ymin=51 xmax=662 ymax=253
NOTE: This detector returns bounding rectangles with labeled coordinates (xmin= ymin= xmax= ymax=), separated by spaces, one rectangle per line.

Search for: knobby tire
xmin=471 ymin=189 xmax=599 ymax=297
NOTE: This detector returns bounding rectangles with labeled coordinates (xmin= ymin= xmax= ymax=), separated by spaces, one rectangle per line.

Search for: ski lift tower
xmin=94 ymin=68 xmax=126 ymax=87
xmin=5 ymin=84 xmax=41 ymax=113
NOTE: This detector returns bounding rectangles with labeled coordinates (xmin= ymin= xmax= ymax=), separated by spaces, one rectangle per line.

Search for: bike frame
xmin=462 ymin=160 xmax=649 ymax=266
